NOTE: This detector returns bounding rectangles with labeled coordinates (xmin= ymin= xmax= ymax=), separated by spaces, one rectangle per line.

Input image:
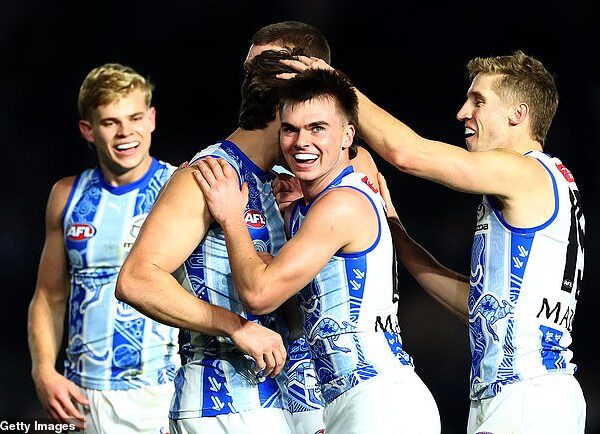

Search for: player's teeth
xmin=294 ymin=153 xmax=318 ymax=161
xmin=116 ymin=142 xmax=139 ymax=150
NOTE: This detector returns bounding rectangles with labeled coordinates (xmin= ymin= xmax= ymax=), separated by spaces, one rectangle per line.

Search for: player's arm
xmin=280 ymin=56 xmax=551 ymax=211
xmin=115 ymin=166 xmax=286 ymax=377
xmin=194 ymin=158 xmax=376 ymax=315
xmin=378 ymin=173 xmax=469 ymax=320
xmin=27 ymin=177 xmax=88 ymax=428
xmin=356 ymin=89 xmax=549 ymax=196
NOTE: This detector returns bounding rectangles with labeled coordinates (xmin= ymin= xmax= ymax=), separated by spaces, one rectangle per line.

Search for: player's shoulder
xmin=50 ymin=175 xmax=77 ymax=199
xmin=311 ymin=186 xmax=372 ymax=220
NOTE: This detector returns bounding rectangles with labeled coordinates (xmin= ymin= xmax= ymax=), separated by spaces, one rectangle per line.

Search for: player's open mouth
xmin=464 ymin=127 xmax=476 ymax=138
xmin=293 ymin=153 xmax=318 ymax=164
xmin=115 ymin=141 xmax=140 ymax=152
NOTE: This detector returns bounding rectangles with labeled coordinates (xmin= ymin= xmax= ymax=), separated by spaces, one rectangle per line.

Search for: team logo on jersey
xmin=556 ymin=163 xmax=575 ymax=182
xmin=67 ymin=223 xmax=96 ymax=241
xmin=361 ymin=175 xmax=379 ymax=193
xmin=245 ymin=209 xmax=266 ymax=228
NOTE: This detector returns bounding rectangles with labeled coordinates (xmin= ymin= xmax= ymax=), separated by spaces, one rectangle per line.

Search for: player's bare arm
xmin=194 ymin=157 xmax=377 ymax=315
xmin=281 ymin=57 xmax=554 ymax=228
xmin=116 ymin=166 xmax=286 ymax=377
xmin=28 ymin=177 xmax=88 ymax=428
xmin=378 ymin=173 xmax=469 ymax=320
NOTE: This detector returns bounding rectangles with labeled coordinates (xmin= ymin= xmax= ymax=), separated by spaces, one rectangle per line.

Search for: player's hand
xmin=273 ymin=173 xmax=302 ymax=213
xmin=377 ymin=172 xmax=405 ymax=230
xmin=193 ymin=158 xmax=248 ymax=226
xmin=277 ymin=55 xmax=333 ymax=79
xmin=32 ymin=369 xmax=88 ymax=429
xmin=231 ymin=320 xmax=287 ymax=378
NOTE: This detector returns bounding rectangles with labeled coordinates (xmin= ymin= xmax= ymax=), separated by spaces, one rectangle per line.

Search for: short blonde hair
xmin=77 ymin=63 xmax=154 ymax=121
xmin=467 ymin=50 xmax=558 ymax=146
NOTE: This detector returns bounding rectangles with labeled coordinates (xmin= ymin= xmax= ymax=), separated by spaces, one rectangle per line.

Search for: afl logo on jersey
xmin=245 ymin=209 xmax=266 ymax=228
xmin=67 ymin=223 xmax=96 ymax=241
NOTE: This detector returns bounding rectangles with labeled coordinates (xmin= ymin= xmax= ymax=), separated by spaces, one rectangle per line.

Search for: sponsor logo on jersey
xmin=129 ymin=214 xmax=148 ymax=238
xmin=536 ymin=297 xmax=575 ymax=332
xmin=245 ymin=209 xmax=266 ymax=228
xmin=361 ymin=175 xmax=379 ymax=193
xmin=67 ymin=223 xmax=96 ymax=241
xmin=556 ymin=163 xmax=575 ymax=182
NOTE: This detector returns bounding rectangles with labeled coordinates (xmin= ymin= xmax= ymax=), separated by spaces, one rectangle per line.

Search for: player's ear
xmin=78 ymin=119 xmax=94 ymax=144
xmin=342 ymin=123 xmax=355 ymax=149
xmin=509 ymin=102 xmax=529 ymax=126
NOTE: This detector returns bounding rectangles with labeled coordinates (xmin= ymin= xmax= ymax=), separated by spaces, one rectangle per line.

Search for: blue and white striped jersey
xmin=63 ymin=158 xmax=180 ymax=390
xmin=469 ymin=150 xmax=584 ymax=399
xmin=289 ymin=166 xmax=414 ymax=404
xmin=170 ymin=140 xmax=289 ymax=419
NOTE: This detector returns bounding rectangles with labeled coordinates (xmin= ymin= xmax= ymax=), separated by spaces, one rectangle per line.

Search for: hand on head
xmin=277 ymin=55 xmax=333 ymax=79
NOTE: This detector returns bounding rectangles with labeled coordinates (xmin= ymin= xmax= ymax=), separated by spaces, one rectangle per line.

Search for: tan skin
xmin=115 ymin=126 xmax=288 ymax=379
xmin=116 ymin=45 xmax=383 ymax=378
xmin=116 ymin=43 xmax=305 ymax=380
xmin=279 ymin=56 xmax=554 ymax=321
xmin=193 ymin=97 xmax=379 ymax=316
xmin=27 ymin=89 xmax=157 ymax=429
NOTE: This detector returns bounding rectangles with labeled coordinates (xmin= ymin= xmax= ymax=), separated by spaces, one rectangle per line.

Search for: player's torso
xmin=290 ymin=167 xmax=413 ymax=404
xmin=63 ymin=159 xmax=180 ymax=390
xmin=468 ymin=150 xmax=584 ymax=399
xmin=172 ymin=141 xmax=287 ymax=418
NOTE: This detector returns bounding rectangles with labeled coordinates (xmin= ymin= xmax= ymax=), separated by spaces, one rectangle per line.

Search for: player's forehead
xmin=90 ymin=88 xmax=148 ymax=120
xmin=282 ymin=97 xmax=341 ymax=124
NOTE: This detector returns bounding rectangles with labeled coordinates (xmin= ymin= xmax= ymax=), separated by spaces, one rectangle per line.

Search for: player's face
xmin=456 ymin=73 xmax=513 ymax=152
xmin=79 ymin=88 xmax=155 ymax=182
xmin=280 ymin=96 xmax=355 ymax=190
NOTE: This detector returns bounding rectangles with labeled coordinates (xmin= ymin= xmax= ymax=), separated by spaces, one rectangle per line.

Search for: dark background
xmin=1 ymin=1 xmax=597 ymax=432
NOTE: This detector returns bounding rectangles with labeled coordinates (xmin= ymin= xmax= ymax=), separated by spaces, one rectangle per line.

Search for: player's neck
xmin=98 ymin=154 xmax=153 ymax=187
xmin=227 ymin=125 xmax=280 ymax=172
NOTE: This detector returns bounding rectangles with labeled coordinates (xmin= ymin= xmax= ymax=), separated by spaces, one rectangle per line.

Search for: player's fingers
xmin=204 ymin=158 xmax=226 ymax=179
xmin=253 ymin=355 xmax=267 ymax=376
xmin=49 ymin=398 xmax=76 ymax=425
xmin=261 ymin=352 xmax=276 ymax=378
xmin=270 ymin=346 xmax=287 ymax=378
xmin=196 ymin=160 xmax=218 ymax=186
xmin=192 ymin=169 xmax=212 ymax=194
xmin=279 ymin=58 xmax=308 ymax=71
xmin=59 ymin=393 xmax=86 ymax=422
xmin=276 ymin=72 xmax=298 ymax=80
xmin=70 ymin=384 xmax=89 ymax=406
xmin=217 ymin=158 xmax=232 ymax=175
xmin=47 ymin=406 xmax=61 ymax=422
xmin=240 ymin=182 xmax=249 ymax=201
